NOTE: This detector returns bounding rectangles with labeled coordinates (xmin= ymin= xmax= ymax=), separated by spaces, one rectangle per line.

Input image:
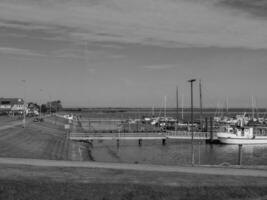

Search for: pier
xmin=68 ymin=117 xmax=221 ymax=144
xmin=69 ymin=131 xmax=213 ymax=143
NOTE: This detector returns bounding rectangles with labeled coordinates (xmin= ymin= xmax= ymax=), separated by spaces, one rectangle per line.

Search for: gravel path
xmin=0 ymin=157 xmax=266 ymax=177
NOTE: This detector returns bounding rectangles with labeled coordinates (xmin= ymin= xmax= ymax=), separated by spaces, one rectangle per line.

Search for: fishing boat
xmin=217 ymin=126 xmax=267 ymax=144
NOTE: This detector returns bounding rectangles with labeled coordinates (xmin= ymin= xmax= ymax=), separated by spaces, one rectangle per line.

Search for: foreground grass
xmin=1 ymin=180 xmax=267 ymax=200
xmin=0 ymin=164 xmax=267 ymax=200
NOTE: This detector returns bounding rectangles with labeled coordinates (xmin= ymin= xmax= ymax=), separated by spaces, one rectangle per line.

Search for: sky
xmin=0 ymin=0 xmax=267 ymax=108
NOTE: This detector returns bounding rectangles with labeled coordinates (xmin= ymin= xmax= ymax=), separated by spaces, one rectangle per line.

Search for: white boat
xmin=217 ymin=126 xmax=267 ymax=144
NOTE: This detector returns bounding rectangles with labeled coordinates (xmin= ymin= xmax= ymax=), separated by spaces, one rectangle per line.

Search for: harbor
xmin=1 ymin=1 xmax=267 ymax=198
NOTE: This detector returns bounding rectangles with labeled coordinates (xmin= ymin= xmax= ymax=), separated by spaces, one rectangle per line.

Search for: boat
xmin=217 ymin=126 xmax=267 ymax=144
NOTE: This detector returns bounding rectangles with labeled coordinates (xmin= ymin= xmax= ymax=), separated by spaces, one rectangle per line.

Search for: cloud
xmin=143 ymin=65 xmax=174 ymax=70
xmin=87 ymin=68 xmax=96 ymax=74
xmin=218 ymin=0 xmax=267 ymax=18
xmin=0 ymin=47 xmax=45 ymax=56
xmin=0 ymin=0 xmax=267 ymax=50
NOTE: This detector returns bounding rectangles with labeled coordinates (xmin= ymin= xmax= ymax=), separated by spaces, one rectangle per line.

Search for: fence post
xmin=138 ymin=139 xmax=142 ymax=146
xmin=205 ymin=117 xmax=208 ymax=133
xmin=209 ymin=117 xmax=213 ymax=142
xmin=238 ymin=144 xmax=243 ymax=165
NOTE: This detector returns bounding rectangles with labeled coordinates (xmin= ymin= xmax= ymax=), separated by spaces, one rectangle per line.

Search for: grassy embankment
xmin=0 ymin=116 xmax=90 ymax=161
xmin=0 ymin=163 xmax=267 ymax=200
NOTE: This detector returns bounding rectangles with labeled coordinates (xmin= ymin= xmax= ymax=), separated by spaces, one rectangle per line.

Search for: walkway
xmin=0 ymin=157 xmax=266 ymax=177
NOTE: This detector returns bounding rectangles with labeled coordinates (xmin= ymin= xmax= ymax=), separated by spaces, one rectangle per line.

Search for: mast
xmin=181 ymin=94 xmax=184 ymax=120
xmin=152 ymin=104 xmax=155 ymax=117
xmin=226 ymin=96 xmax=229 ymax=115
xmin=252 ymin=96 xmax=255 ymax=120
xmin=199 ymin=80 xmax=203 ymax=130
xmin=164 ymin=96 xmax=167 ymax=119
xmin=176 ymin=86 xmax=179 ymax=122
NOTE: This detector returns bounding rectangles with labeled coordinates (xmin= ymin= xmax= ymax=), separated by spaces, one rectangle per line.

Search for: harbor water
xmin=90 ymin=139 xmax=267 ymax=166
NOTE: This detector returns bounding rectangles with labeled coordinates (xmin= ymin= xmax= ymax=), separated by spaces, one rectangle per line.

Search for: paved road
xmin=0 ymin=157 xmax=266 ymax=177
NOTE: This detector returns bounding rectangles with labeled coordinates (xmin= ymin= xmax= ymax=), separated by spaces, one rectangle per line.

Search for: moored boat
xmin=217 ymin=126 xmax=267 ymax=144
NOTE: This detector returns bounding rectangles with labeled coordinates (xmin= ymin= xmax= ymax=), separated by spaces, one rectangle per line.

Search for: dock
xmin=69 ymin=131 xmax=216 ymax=143
xmin=68 ymin=118 xmax=220 ymax=144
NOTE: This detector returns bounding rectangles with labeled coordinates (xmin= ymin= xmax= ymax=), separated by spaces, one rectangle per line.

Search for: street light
xmin=188 ymin=79 xmax=196 ymax=166
xmin=21 ymin=80 xmax=26 ymax=128
xmin=48 ymin=94 xmax=52 ymax=116
xmin=40 ymin=89 xmax=43 ymax=118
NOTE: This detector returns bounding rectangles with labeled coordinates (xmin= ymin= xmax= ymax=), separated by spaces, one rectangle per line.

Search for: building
xmin=0 ymin=98 xmax=25 ymax=114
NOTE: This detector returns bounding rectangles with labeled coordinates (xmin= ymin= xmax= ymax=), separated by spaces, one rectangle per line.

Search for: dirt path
xmin=0 ymin=157 xmax=266 ymax=177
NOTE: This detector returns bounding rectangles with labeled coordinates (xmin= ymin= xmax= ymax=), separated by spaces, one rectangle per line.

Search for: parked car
xmin=33 ymin=117 xmax=44 ymax=122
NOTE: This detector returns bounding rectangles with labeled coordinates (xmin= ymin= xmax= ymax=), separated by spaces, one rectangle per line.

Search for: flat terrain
xmin=0 ymin=161 xmax=267 ymax=200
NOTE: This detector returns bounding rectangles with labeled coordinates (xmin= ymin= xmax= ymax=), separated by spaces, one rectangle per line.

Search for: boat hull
xmin=218 ymin=137 xmax=267 ymax=144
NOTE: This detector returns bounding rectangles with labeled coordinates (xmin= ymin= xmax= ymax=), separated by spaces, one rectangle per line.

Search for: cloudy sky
xmin=0 ymin=0 xmax=267 ymax=108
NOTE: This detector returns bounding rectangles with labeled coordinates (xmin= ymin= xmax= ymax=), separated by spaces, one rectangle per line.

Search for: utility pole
xmin=188 ymin=79 xmax=196 ymax=166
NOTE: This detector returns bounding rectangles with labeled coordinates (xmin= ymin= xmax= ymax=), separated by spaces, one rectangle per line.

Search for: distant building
xmin=0 ymin=98 xmax=25 ymax=114
xmin=27 ymin=102 xmax=40 ymax=116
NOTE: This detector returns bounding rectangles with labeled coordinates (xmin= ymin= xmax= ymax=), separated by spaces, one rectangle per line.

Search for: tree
xmin=41 ymin=104 xmax=48 ymax=113
xmin=46 ymin=100 xmax=63 ymax=113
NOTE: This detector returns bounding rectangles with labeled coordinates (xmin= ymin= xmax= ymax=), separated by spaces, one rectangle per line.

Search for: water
xmin=90 ymin=140 xmax=267 ymax=166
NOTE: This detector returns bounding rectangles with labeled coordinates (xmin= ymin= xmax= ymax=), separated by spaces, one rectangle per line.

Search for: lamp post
xmin=40 ymin=89 xmax=43 ymax=118
xmin=21 ymin=80 xmax=26 ymax=128
xmin=49 ymin=95 xmax=52 ymax=116
xmin=188 ymin=79 xmax=196 ymax=166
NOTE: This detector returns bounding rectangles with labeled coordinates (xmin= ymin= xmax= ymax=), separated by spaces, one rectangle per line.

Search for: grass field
xmin=0 ymin=164 xmax=267 ymax=200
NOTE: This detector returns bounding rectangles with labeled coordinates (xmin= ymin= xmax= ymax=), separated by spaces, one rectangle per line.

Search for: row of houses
xmin=0 ymin=98 xmax=63 ymax=116
xmin=0 ymin=98 xmax=26 ymax=114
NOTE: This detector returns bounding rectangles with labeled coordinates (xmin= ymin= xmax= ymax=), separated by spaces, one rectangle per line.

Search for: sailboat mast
xmin=226 ymin=96 xmax=229 ymax=115
xmin=176 ymin=87 xmax=179 ymax=122
xmin=252 ymin=96 xmax=255 ymax=119
xmin=164 ymin=96 xmax=167 ymax=119
xmin=181 ymin=94 xmax=184 ymax=120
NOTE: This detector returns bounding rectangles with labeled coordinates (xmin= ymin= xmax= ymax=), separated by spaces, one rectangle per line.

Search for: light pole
xmin=188 ymin=79 xmax=196 ymax=166
xmin=22 ymin=80 xmax=26 ymax=128
xmin=48 ymin=94 xmax=52 ymax=116
xmin=40 ymin=89 xmax=43 ymax=118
